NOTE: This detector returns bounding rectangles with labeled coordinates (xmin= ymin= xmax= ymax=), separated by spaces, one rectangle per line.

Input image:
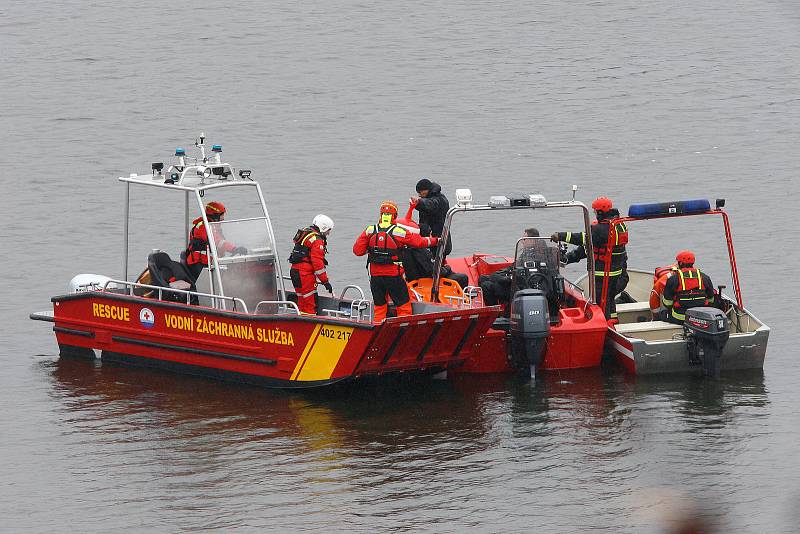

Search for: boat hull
xmin=576 ymin=269 xmax=770 ymax=376
xmin=606 ymin=322 xmax=769 ymax=376
xmin=40 ymin=291 xmax=499 ymax=388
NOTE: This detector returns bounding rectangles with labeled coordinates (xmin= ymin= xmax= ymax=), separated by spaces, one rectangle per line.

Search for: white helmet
xmin=312 ymin=214 xmax=334 ymax=234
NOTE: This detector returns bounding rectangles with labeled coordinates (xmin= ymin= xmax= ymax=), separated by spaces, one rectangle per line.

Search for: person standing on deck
xmin=353 ymin=201 xmax=439 ymax=323
xmin=550 ymin=197 xmax=629 ymax=324
xmin=288 ymin=214 xmax=334 ymax=315
xmin=411 ymin=178 xmax=451 ymax=257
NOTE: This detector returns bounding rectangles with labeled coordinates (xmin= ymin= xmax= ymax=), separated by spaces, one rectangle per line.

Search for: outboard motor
xmin=509 ymin=288 xmax=550 ymax=377
xmin=512 ymin=238 xmax=564 ymax=324
xmin=684 ymin=307 xmax=730 ymax=378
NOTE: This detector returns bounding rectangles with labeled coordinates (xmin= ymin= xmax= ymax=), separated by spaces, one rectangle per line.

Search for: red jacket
xmin=185 ymin=218 xmax=236 ymax=266
xmin=290 ymin=231 xmax=329 ymax=284
xmin=353 ymin=223 xmax=438 ymax=277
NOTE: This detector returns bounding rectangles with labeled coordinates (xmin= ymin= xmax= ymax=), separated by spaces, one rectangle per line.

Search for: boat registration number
xmin=319 ymin=327 xmax=351 ymax=341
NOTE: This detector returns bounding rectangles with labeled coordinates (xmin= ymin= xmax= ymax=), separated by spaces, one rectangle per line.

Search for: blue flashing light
xmin=628 ymin=199 xmax=711 ymax=218
xmin=212 ymin=145 xmax=222 ymax=152
xmin=175 ymin=148 xmax=186 ymax=156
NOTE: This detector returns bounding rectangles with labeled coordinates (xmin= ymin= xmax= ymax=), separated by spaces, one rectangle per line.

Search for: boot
xmin=374 ymin=304 xmax=388 ymax=323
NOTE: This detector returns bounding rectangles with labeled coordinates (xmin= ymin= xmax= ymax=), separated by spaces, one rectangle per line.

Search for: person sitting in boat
xmin=183 ymin=201 xmax=248 ymax=281
xmin=550 ymin=197 xmax=628 ymax=324
xmin=661 ymin=250 xmax=716 ymax=325
xmin=399 ymin=223 xmax=469 ymax=288
xmin=353 ymin=201 xmax=439 ymax=323
xmin=288 ymin=214 xmax=335 ymax=315
xmin=411 ymin=178 xmax=452 ymax=258
xmin=649 ymin=263 xmax=678 ymax=319
xmin=479 ymin=228 xmax=540 ymax=308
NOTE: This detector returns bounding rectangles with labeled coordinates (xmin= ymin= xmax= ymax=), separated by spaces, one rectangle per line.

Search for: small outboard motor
xmin=684 ymin=307 xmax=730 ymax=378
xmin=509 ymin=288 xmax=550 ymax=377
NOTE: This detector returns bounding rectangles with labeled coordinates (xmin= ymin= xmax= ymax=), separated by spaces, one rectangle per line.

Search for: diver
xmin=661 ymin=250 xmax=715 ymax=324
xmin=288 ymin=214 xmax=335 ymax=315
xmin=353 ymin=201 xmax=439 ymax=322
xmin=184 ymin=201 xmax=247 ymax=281
xmin=551 ymin=197 xmax=628 ymax=324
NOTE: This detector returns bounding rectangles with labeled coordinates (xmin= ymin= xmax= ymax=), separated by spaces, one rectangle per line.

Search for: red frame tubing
xmin=618 ymin=209 xmax=743 ymax=310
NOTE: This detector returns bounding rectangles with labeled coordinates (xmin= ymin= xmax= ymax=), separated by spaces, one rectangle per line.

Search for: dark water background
xmin=2 ymin=0 xmax=799 ymax=531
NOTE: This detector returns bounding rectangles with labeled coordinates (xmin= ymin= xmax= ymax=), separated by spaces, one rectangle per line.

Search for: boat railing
xmin=98 ymin=280 xmax=249 ymax=312
xmin=254 ymin=300 xmax=301 ymax=315
xmin=462 ymin=286 xmax=484 ymax=308
xmin=338 ymin=285 xmax=365 ymax=301
xmin=349 ymin=299 xmax=373 ymax=322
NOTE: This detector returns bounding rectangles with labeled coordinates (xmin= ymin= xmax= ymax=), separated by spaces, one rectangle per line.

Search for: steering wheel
xmin=525 ymin=273 xmax=549 ymax=292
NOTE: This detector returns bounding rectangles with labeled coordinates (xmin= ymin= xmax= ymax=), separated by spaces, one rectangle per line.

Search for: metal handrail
xmin=338 ymin=285 xmax=366 ymax=300
xmin=350 ymin=299 xmax=373 ymax=322
xmin=254 ymin=300 xmax=301 ymax=315
xmin=101 ymin=279 xmax=249 ymax=312
xmin=463 ymin=286 xmax=484 ymax=308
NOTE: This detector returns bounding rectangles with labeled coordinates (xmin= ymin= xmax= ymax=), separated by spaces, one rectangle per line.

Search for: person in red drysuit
xmin=353 ymin=201 xmax=439 ymax=322
xmin=289 ymin=214 xmax=335 ymax=315
xmin=184 ymin=201 xmax=247 ymax=281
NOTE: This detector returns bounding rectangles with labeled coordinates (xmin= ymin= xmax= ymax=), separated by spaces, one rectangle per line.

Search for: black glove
xmin=323 ymin=282 xmax=333 ymax=293
xmin=232 ymin=246 xmax=248 ymax=255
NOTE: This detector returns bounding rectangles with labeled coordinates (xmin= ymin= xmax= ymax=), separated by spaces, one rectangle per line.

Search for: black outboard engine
xmin=684 ymin=307 xmax=730 ymax=378
xmin=512 ymin=239 xmax=565 ymax=324
xmin=509 ymin=288 xmax=550 ymax=376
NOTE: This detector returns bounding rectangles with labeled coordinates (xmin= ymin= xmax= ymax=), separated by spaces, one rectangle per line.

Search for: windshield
xmin=511 ymin=237 xmax=561 ymax=294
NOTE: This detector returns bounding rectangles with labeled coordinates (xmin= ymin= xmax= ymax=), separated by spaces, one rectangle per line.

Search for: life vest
xmin=289 ymin=227 xmax=324 ymax=264
xmin=592 ymin=218 xmax=628 ymax=276
xmin=670 ymin=267 xmax=709 ymax=321
xmin=649 ymin=264 xmax=678 ymax=311
xmin=367 ymin=224 xmax=402 ymax=266
xmin=185 ymin=219 xmax=210 ymax=266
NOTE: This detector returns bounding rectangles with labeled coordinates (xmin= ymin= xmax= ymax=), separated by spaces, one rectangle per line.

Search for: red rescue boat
xmin=30 ymin=135 xmax=499 ymax=388
xmin=410 ymin=189 xmax=608 ymax=376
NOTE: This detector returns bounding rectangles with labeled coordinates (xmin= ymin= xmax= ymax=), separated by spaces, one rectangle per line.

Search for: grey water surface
xmin=2 ymin=0 xmax=799 ymax=532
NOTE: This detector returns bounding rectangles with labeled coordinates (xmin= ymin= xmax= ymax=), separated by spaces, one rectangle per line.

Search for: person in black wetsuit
xmin=411 ymin=178 xmax=452 ymax=257
xmin=400 ymin=224 xmax=469 ymax=288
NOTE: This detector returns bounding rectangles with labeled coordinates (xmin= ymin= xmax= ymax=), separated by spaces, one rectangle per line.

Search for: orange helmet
xmin=379 ymin=201 xmax=398 ymax=221
xmin=676 ymin=250 xmax=696 ymax=265
xmin=591 ymin=197 xmax=613 ymax=212
xmin=205 ymin=201 xmax=226 ymax=216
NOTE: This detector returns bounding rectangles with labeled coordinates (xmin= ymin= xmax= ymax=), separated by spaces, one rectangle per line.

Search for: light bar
xmin=455 ymin=188 xmax=473 ymax=207
xmin=488 ymin=195 xmax=510 ymax=208
xmin=628 ymin=199 xmax=711 ymax=218
xmin=528 ymin=194 xmax=547 ymax=207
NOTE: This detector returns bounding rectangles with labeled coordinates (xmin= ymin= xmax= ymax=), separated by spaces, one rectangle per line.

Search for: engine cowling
xmin=684 ymin=307 xmax=730 ymax=378
xmin=509 ymin=288 xmax=550 ymax=376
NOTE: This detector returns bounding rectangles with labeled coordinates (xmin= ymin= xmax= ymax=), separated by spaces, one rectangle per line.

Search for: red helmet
xmin=591 ymin=197 xmax=613 ymax=212
xmin=676 ymin=250 xmax=696 ymax=265
xmin=205 ymin=201 xmax=226 ymax=216
xmin=380 ymin=201 xmax=398 ymax=220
